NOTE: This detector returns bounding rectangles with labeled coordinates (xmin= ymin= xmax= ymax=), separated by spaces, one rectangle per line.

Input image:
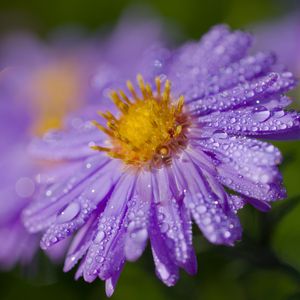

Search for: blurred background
xmin=0 ymin=0 xmax=300 ymax=299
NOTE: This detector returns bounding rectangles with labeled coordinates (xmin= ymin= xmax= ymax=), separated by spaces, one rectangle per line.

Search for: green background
xmin=1 ymin=0 xmax=300 ymax=299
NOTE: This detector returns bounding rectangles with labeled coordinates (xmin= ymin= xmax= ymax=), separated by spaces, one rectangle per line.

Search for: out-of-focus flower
xmin=252 ymin=13 xmax=300 ymax=76
xmin=0 ymin=17 xmax=165 ymax=270
xmin=0 ymin=34 xmax=90 ymax=268
xmin=24 ymin=25 xmax=300 ymax=296
xmin=0 ymin=66 xmax=36 ymax=268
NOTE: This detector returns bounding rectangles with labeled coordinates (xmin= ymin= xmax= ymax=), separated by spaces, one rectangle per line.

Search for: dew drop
xmin=253 ymin=106 xmax=270 ymax=122
xmin=213 ymin=130 xmax=228 ymax=139
xmin=160 ymin=223 xmax=169 ymax=233
xmin=57 ymin=202 xmax=81 ymax=223
xmin=224 ymin=231 xmax=231 ymax=238
xmin=266 ymin=145 xmax=275 ymax=153
xmin=94 ymin=231 xmax=106 ymax=243
xmin=196 ymin=205 xmax=207 ymax=214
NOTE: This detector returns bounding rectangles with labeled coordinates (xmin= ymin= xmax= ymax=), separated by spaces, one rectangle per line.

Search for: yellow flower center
xmin=30 ymin=59 xmax=83 ymax=135
xmin=92 ymin=75 xmax=190 ymax=169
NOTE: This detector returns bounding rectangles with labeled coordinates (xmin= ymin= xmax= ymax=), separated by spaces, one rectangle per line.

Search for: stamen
xmin=137 ymin=74 xmax=147 ymax=99
xmin=126 ymin=80 xmax=138 ymax=100
xmin=118 ymin=89 xmax=132 ymax=104
xmin=91 ymin=120 xmax=114 ymax=137
xmin=92 ymin=75 xmax=190 ymax=169
xmin=90 ymin=145 xmax=111 ymax=152
xmin=110 ymin=91 xmax=129 ymax=113
xmin=155 ymin=77 xmax=161 ymax=96
xmin=162 ymin=80 xmax=171 ymax=103
xmin=177 ymin=96 xmax=185 ymax=113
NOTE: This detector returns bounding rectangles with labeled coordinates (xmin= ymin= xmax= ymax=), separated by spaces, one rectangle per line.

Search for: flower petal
xmin=40 ymin=161 xmax=120 ymax=250
xmin=63 ymin=213 xmax=98 ymax=272
xmin=105 ymin=263 xmax=124 ymax=297
xmin=23 ymin=156 xmax=111 ymax=233
xmin=199 ymin=103 xmax=300 ymax=140
xmin=149 ymin=212 xmax=179 ymax=286
xmin=152 ymin=167 xmax=197 ymax=274
xmin=174 ymin=152 xmax=242 ymax=246
xmin=124 ymin=172 xmax=152 ymax=262
xmin=192 ymin=134 xmax=286 ymax=201
xmin=83 ymin=174 xmax=135 ymax=282
xmin=188 ymin=72 xmax=296 ymax=115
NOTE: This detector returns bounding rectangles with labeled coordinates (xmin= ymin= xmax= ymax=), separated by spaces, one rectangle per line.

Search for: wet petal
xmin=124 ymin=172 xmax=152 ymax=262
xmin=40 ymin=161 xmax=120 ymax=249
xmin=152 ymin=167 xmax=197 ymax=273
xmin=29 ymin=126 xmax=103 ymax=160
xmin=23 ymin=156 xmax=111 ymax=233
xmin=199 ymin=101 xmax=300 ymax=140
xmin=149 ymin=212 xmax=179 ymax=286
xmin=105 ymin=263 xmax=124 ymax=297
xmin=63 ymin=213 xmax=98 ymax=272
xmin=188 ymin=72 xmax=296 ymax=115
xmin=83 ymin=174 xmax=135 ymax=282
xmin=193 ymin=134 xmax=285 ymax=201
xmin=170 ymin=26 xmax=253 ymax=98
xmin=174 ymin=153 xmax=242 ymax=246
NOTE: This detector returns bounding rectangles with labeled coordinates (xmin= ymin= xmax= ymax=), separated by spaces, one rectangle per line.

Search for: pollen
xmin=92 ymin=74 xmax=190 ymax=169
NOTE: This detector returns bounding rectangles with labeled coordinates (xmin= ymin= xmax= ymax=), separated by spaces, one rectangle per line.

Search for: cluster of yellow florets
xmin=92 ymin=75 xmax=190 ymax=169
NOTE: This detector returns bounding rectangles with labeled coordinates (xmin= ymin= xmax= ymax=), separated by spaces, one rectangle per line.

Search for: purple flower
xmin=24 ymin=25 xmax=300 ymax=296
xmin=0 ymin=18 xmax=165 ymax=269
xmin=0 ymin=33 xmax=95 ymax=268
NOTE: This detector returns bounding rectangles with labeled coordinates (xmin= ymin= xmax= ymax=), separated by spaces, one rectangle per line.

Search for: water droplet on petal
xmin=196 ymin=205 xmax=207 ymax=213
xmin=253 ymin=106 xmax=270 ymax=122
xmin=160 ymin=223 xmax=169 ymax=233
xmin=57 ymin=202 xmax=80 ymax=223
xmin=213 ymin=130 xmax=228 ymax=139
xmin=94 ymin=231 xmax=106 ymax=243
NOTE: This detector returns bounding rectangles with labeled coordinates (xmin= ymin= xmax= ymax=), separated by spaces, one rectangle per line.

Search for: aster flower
xmin=0 ymin=34 xmax=87 ymax=267
xmin=24 ymin=25 xmax=300 ymax=296
xmin=0 ymin=19 xmax=165 ymax=269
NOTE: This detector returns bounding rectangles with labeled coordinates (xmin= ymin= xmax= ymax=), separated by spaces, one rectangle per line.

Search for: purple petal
xmin=83 ymin=174 xmax=135 ymax=282
xmin=198 ymin=99 xmax=300 ymax=140
xmin=188 ymin=72 xmax=274 ymax=114
xmin=40 ymin=160 xmax=120 ymax=250
xmin=169 ymin=26 xmax=253 ymax=98
xmin=152 ymin=167 xmax=197 ymax=274
xmin=23 ymin=155 xmax=110 ymax=233
xmin=105 ymin=263 xmax=124 ymax=297
xmin=228 ymin=195 xmax=246 ymax=213
xmin=124 ymin=172 xmax=152 ymax=262
xmin=29 ymin=122 xmax=104 ymax=161
xmin=64 ymin=213 xmax=98 ymax=272
xmin=192 ymin=134 xmax=285 ymax=201
xmin=174 ymin=153 xmax=242 ymax=246
xmin=149 ymin=211 xmax=179 ymax=286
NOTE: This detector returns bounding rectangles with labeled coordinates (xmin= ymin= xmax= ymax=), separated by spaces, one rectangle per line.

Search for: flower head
xmin=25 ymin=25 xmax=300 ymax=296
xmin=92 ymin=75 xmax=188 ymax=168
xmin=0 ymin=34 xmax=87 ymax=267
xmin=0 ymin=18 xmax=166 ymax=269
